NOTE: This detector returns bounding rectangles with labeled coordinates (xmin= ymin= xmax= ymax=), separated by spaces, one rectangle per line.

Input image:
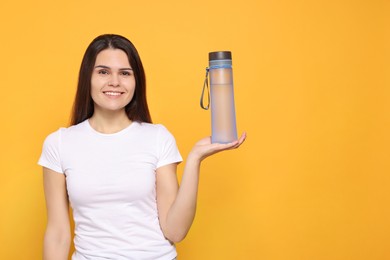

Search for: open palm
xmin=190 ymin=132 xmax=247 ymax=161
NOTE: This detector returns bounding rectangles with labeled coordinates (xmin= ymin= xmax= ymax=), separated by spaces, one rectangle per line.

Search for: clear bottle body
xmin=209 ymin=62 xmax=238 ymax=143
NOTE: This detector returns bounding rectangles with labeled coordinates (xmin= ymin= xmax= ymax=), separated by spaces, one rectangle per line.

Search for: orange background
xmin=0 ymin=0 xmax=389 ymax=259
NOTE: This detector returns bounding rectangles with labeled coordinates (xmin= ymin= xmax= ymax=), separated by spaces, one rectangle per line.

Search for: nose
xmin=108 ymin=73 xmax=120 ymax=87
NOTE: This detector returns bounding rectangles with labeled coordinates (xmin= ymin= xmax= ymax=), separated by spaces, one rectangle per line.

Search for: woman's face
xmin=91 ymin=48 xmax=136 ymax=114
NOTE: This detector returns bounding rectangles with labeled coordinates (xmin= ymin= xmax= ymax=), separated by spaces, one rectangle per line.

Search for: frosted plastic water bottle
xmin=207 ymin=51 xmax=238 ymax=143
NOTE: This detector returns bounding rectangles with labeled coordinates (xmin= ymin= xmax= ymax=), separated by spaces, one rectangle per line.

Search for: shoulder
xmin=42 ymin=127 xmax=64 ymax=145
xmin=133 ymin=122 xmax=177 ymax=143
xmin=134 ymin=122 xmax=168 ymax=132
xmin=136 ymin=122 xmax=171 ymax=134
xmin=62 ymin=120 xmax=88 ymax=135
xmin=42 ymin=120 xmax=88 ymax=143
xmin=137 ymin=122 xmax=166 ymax=129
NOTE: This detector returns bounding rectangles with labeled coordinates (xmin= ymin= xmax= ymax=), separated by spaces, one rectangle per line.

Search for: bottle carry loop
xmin=200 ymin=64 xmax=232 ymax=110
xmin=200 ymin=67 xmax=210 ymax=110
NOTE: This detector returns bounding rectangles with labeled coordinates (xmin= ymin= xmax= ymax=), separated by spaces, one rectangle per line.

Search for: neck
xmin=89 ymin=109 xmax=132 ymax=134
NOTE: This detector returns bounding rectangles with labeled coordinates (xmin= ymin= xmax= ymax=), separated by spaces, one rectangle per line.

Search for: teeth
xmin=104 ymin=92 xmax=122 ymax=96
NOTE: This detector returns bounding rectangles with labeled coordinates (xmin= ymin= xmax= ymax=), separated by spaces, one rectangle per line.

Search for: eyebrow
xmin=94 ymin=65 xmax=133 ymax=70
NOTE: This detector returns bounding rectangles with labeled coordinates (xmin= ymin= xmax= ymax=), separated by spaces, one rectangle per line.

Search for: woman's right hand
xmin=188 ymin=132 xmax=247 ymax=162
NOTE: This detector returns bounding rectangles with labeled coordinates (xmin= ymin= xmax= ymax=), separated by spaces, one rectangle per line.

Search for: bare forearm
xmin=43 ymin=230 xmax=70 ymax=260
xmin=161 ymin=133 xmax=246 ymax=242
xmin=165 ymin=154 xmax=201 ymax=242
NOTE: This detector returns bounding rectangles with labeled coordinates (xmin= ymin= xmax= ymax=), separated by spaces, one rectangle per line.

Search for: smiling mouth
xmin=103 ymin=91 xmax=124 ymax=96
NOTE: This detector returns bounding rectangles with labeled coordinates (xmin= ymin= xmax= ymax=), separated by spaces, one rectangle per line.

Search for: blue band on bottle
xmin=208 ymin=64 xmax=232 ymax=70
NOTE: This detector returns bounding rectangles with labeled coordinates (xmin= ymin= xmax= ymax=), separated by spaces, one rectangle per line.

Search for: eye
xmin=97 ymin=69 xmax=109 ymax=75
xmin=120 ymin=70 xmax=133 ymax=76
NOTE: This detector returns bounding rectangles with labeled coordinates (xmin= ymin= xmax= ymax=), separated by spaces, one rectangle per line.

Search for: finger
xmin=239 ymin=132 xmax=247 ymax=143
xmin=228 ymin=132 xmax=246 ymax=149
xmin=218 ymin=141 xmax=240 ymax=151
xmin=226 ymin=132 xmax=246 ymax=147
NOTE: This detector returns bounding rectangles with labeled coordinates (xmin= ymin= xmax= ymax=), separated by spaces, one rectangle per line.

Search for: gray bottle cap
xmin=209 ymin=51 xmax=232 ymax=61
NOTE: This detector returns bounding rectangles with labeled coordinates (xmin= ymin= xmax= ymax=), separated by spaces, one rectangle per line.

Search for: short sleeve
xmin=156 ymin=125 xmax=183 ymax=168
xmin=38 ymin=129 xmax=64 ymax=174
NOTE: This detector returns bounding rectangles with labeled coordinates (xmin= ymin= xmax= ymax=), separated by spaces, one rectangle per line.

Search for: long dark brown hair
xmin=70 ymin=34 xmax=152 ymax=125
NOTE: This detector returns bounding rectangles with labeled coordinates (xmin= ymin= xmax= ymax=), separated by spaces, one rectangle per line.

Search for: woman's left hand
xmin=189 ymin=132 xmax=247 ymax=162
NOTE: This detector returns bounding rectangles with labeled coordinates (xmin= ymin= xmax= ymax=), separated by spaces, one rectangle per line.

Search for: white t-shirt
xmin=38 ymin=120 xmax=182 ymax=260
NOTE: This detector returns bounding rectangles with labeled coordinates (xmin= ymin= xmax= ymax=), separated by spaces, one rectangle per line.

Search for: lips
xmin=103 ymin=91 xmax=124 ymax=96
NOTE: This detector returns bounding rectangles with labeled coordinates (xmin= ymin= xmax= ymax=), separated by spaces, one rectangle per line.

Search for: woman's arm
xmin=42 ymin=167 xmax=71 ymax=260
xmin=156 ymin=133 xmax=246 ymax=243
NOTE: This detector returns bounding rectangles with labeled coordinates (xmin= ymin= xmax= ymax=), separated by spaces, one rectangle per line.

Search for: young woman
xmin=39 ymin=34 xmax=246 ymax=260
